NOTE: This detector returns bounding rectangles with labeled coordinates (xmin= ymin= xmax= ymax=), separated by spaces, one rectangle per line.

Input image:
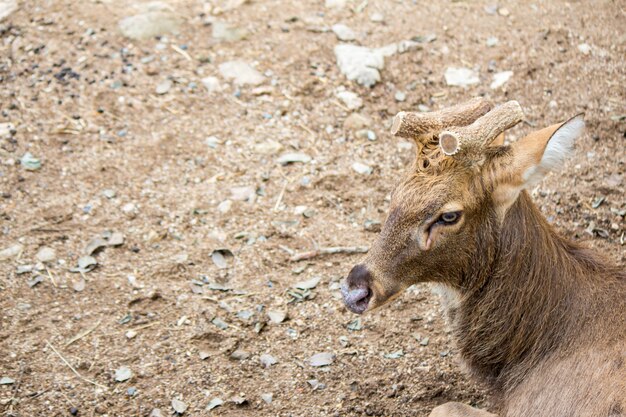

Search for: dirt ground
xmin=0 ymin=0 xmax=624 ymax=416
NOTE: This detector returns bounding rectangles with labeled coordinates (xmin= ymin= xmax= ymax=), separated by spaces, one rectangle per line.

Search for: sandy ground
xmin=0 ymin=0 xmax=624 ymax=416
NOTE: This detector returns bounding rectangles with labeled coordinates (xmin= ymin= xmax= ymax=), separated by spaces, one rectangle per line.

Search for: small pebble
xmin=369 ymin=12 xmax=384 ymax=23
xmin=155 ymin=79 xmax=172 ymax=95
xmin=394 ymin=91 xmax=406 ymax=102
xmin=36 ymin=247 xmax=56 ymax=264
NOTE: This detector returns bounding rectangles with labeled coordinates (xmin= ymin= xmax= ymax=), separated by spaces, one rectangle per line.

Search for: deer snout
xmin=342 ymin=264 xmax=373 ymax=314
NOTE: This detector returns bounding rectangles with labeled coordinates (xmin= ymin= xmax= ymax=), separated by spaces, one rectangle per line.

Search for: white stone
xmin=219 ymin=61 xmax=265 ymax=86
xmin=325 ymin=0 xmax=346 ymax=8
xmin=230 ymin=186 xmax=256 ymax=201
xmin=577 ymin=43 xmax=591 ymax=55
xmin=369 ymin=12 xmax=384 ymax=23
xmin=334 ymin=44 xmax=385 ymax=87
xmin=212 ymin=21 xmax=248 ymax=42
xmin=376 ymin=43 xmax=398 ymax=57
xmin=336 ymin=90 xmax=363 ymax=110
xmin=444 ymin=67 xmax=480 ymax=87
xmin=36 ymin=247 xmax=56 ymax=264
xmin=218 ymin=200 xmax=232 ymax=213
xmin=332 ymin=24 xmax=356 ymax=41
xmin=486 ymin=36 xmax=499 ymax=47
xmin=122 ymin=203 xmax=137 ymax=213
xmin=352 ymin=162 xmax=373 ymax=175
xmin=205 ymin=136 xmax=220 ymax=148
xmin=0 ymin=244 xmax=23 ymax=261
xmin=201 ymin=76 xmax=222 ymax=93
xmin=0 ymin=122 xmax=15 ymax=138
xmin=254 ymin=140 xmax=282 ymax=155
xmin=155 ymin=79 xmax=172 ymax=95
xmin=490 ymin=70 xmax=513 ymax=89
xmin=0 ymin=0 xmax=17 ymax=22
xmin=119 ymin=3 xmax=181 ymax=40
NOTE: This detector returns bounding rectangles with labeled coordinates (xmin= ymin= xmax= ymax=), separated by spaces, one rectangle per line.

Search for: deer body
xmin=340 ymin=98 xmax=626 ymax=416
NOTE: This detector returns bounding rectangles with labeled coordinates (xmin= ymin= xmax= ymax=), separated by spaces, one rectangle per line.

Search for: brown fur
xmin=354 ymin=119 xmax=626 ymax=416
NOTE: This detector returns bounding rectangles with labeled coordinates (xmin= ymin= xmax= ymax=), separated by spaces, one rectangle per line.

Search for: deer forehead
xmin=391 ymin=170 xmax=479 ymax=216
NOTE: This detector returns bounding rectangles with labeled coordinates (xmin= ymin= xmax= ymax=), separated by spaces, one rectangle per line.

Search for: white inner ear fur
xmin=522 ymin=115 xmax=585 ymax=186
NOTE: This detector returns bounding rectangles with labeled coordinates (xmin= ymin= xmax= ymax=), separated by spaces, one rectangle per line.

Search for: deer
xmin=340 ymin=98 xmax=625 ymax=417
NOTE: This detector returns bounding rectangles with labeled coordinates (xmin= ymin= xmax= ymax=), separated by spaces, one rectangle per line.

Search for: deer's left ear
xmin=492 ymin=114 xmax=585 ymax=210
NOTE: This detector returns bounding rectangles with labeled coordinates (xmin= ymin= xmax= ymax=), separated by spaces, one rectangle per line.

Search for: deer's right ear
xmin=492 ymin=114 xmax=585 ymax=211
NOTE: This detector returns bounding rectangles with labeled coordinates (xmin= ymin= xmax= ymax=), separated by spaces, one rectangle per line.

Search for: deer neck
xmin=449 ymin=190 xmax=608 ymax=392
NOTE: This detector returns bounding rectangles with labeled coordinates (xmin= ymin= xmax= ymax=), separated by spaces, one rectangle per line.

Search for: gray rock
xmin=219 ymin=61 xmax=265 ymax=86
xmin=115 ymin=366 xmax=132 ymax=382
xmin=230 ymin=349 xmax=250 ymax=360
xmin=0 ymin=376 xmax=14 ymax=385
xmin=0 ymin=0 xmax=17 ymax=22
xmin=309 ymin=352 xmax=334 ymax=367
xmin=444 ymin=67 xmax=480 ymax=87
xmin=267 ymin=310 xmax=287 ymax=324
xmin=171 ymin=399 xmax=187 ymax=414
xmin=21 ymin=152 xmax=41 ymax=171
xmin=334 ymin=44 xmax=385 ymax=87
xmin=261 ymin=393 xmax=273 ymax=404
xmin=331 ymin=24 xmax=356 ymax=41
xmin=207 ymin=398 xmax=223 ymax=411
xmin=119 ymin=4 xmax=182 ymax=40
xmin=260 ymin=353 xmax=277 ymax=367
xmin=36 ymin=247 xmax=56 ymax=264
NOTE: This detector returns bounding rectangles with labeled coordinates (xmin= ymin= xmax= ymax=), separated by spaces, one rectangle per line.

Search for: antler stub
xmin=438 ymin=100 xmax=524 ymax=155
xmin=391 ymin=97 xmax=493 ymax=140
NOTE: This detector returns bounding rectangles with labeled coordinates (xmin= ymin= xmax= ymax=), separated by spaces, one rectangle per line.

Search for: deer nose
xmin=342 ymin=264 xmax=373 ymax=314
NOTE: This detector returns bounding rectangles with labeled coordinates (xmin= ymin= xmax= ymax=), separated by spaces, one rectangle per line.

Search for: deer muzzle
xmin=341 ymin=264 xmax=373 ymax=314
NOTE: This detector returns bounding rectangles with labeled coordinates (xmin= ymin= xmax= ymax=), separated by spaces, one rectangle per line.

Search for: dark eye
xmin=438 ymin=211 xmax=461 ymax=225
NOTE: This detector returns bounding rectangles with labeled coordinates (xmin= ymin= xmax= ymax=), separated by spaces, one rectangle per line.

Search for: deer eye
xmin=438 ymin=211 xmax=462 ymax=225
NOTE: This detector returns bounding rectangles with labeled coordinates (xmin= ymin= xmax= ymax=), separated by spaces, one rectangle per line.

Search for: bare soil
xmin=0 ymin=0 xmax=624 ymax=416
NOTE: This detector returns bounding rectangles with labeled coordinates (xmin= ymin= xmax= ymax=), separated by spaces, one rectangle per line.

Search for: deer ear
xmin=492 ymin=114 xmax=584 ymax=210
xmin=515 ymin=114 xmax=584 ymax=186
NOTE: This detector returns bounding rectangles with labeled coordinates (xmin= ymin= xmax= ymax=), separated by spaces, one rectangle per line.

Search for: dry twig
xmin=290 ymin=246 xmax=369 ymax=262
xmin=46 ymin=341 xmax=107 ymax=390
xmin=64 ymin=320 xmax=102 ymax=347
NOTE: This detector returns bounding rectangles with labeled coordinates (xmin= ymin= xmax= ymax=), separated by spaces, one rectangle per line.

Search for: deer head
xmin=342 ymin=98 xmax=585 ymax=314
